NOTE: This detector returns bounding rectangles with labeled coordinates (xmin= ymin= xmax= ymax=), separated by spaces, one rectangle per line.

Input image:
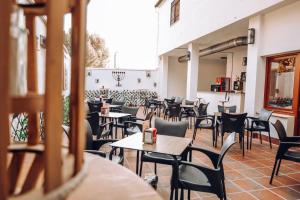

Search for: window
xmin=170 ymin=0 xmax=180 ymax=25
xmin=264 ymin=54 xmax=298 ymax=112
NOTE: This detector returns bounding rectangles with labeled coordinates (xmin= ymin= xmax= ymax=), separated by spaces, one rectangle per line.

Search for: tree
xmin=64 ymin=29 xmax=109 ymax=67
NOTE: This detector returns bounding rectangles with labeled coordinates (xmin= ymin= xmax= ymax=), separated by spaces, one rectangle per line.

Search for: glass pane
xmin=268 ymin=56 xmax=295 ymax=109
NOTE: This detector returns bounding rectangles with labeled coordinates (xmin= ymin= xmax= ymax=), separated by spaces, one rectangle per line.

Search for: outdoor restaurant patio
xmin=1 ymin=0 xmax=300 ymax=200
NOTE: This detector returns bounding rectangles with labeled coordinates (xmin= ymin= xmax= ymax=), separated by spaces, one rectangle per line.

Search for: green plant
xmin=63 ymin=96 xmax=70 ymax=125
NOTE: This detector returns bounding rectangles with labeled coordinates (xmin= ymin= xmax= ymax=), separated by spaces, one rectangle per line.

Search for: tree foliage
xmin=64 ymin=29 xmax=109 ymax=68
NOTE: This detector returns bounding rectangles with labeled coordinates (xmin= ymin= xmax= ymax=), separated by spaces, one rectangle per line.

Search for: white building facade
xmin=155 ymin=0 xmax=300 ymax=138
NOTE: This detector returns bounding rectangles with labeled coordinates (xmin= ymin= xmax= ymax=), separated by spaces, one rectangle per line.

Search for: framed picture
xmin=40 ymin=35 xmax=46 ymax=49
xmin=146 ymin=71 xmax=151 ymax=78
xmin=241 ymin=72 xmax=246 ymax=82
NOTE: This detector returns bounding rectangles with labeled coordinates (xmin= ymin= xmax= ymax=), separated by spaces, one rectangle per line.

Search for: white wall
xmin=225 ymin=47 xmax=248 ymax=90
xmin=167 ymin=57 xmax=187 ymax=97
xmin=197 ymin=91 xmax=244 ymax=114
xmin=260 ymin=1 xmax=300 ymax=56
xmin=156 ymin=0 xmax=285 ymax=55
xmin=85 ymin=68 xmax=159 ymax=92
xmin=198 ymin=59 xmax=226 ymax=91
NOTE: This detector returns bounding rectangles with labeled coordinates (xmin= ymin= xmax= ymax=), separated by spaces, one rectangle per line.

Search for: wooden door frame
xmin=263 ymin=52 xmax=300 ymax=135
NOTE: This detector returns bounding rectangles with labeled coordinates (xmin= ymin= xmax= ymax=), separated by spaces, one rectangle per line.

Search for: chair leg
xmin=270 ymin=159 xmax=279 ymax=184
xmin=187 ymin=189 xmax=191 ymax=200
xmin=242 ymin=134 xmax=245 ymax=156
xmin=139 ymin=160 xmax=143 ymax=177
xmin=170 ymin=186 xmax=174 ymax=200
xmin=259 ymin=131 xmax=262 ymax=144
xmin=192 ymin=128 xmax=197 ymax=141
xmin=154 ymin=163 xmax=157 ymax=174
xmin=250 ymin=131 xmax=253 ymax=150
xmin=275 ymin=159 xmax=282 ymax=176
xmin=246 ymin=130 xmax=249 ymax=150
xmin=222 ymin=178 xmax=227 ymax=200
xmin=180 ymin=188 xmax=184 ymax=200
xmin=212 ymin=128 xmax=215 ymax=147
xmin=268 ymin=131 xmax=272 ymax=149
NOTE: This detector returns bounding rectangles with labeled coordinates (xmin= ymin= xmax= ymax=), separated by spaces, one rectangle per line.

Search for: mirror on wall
xmin=267 ymin=55 xmax=295 ymax=109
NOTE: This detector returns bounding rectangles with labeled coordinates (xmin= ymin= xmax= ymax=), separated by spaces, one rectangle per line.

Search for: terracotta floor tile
xmin=270 ymin=187 xmax=300 ymax=199
xmin=118 ymin=112 xmax=300 ymax=199
xmin=289 ymin=184 xmax=300 ymax=193
xmin=228 ymin=192 xmax=257 ymax=200
xmin=235 ymin=168 xmax=265 ymax=178
xmin=253 ymin=177 xmax=283 ymax=188
xmin=250 ymin=189 xmax=284 ymax=200
xmin=232 ymin=179 xmax=263 ymax=191
xmin=274 ymin=175 xmax=300 ymax=186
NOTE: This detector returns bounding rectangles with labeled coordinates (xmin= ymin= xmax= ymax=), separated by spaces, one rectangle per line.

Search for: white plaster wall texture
xmin=85 ymin=68 xmax=159 ymax=92
xmin=156 ymin=0 xmax=284 ymax=55
xmin=167 ymin=57 xmax=187 ymax=98
xmin=198 ymin=59 xmax=227 ymax=91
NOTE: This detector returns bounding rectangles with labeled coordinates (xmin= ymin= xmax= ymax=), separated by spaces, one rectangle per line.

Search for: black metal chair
xmin=171 ymin=133 xmax=237 ymax=200
xmin=111 ymin=100 xmax=125 ymax=112
xmin=144 ymin=98 xmax=158 ymax=115
xmin=164 ymin=103 xmax=181 ymax=121
xmin=216 ymin=112 xmax=247 ymax=156
xmin=86 ymin=112 xmax=113 ymax=139
xmin=270 ymin=120 xmax=300 ymax=184
xmin=87 ymin=100 xmax=103 ymax=113
xmin=62 ymin=121 xmax=124 ymax=164
xmin=115 ymin=106 xmax=139 ymax=137
xmin=192 ymin=103 xmax=216 ymax=146
xmin=246 ymin=108 xmax=273 ymax=149
xmin=124 ymin=112 xmax=154 ymax=137
xmin=218 ymin=105 xmax=237 ymax=113
xmin=139 ymin=118 xmax=189 ymax=176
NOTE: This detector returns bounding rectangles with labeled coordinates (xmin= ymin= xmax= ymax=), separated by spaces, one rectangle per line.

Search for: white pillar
xmin=186 ymin=43 xmax=199 ymax=100
xmin=244 ymin=15 xmax=266 ymax=116
xmin=159 ymin=55 xmax=168 ymax=98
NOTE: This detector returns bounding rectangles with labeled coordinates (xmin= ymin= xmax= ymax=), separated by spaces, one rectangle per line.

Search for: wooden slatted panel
xmin=8 ymin=153 xmax=25 ymax=194
xmin=21 ymin=154 xmax=44 ymax=194
xmin=11 ymin=94 xmax=44 ymax=113
xmin=0 ymin=1 xmax=12 ymax=199
xmin=26 ymin=15 xmax=40 ymax=145
xmin=69 ymin=0 xmax=87 ymax=173
xmin=44 ymin=0 xmax=66 ymax=192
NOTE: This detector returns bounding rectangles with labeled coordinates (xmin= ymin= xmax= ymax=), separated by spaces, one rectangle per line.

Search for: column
xmin=186 ymin=43 xmax=199 ymax=100
xmin=159 ymin=55 xmax=168 ymax=98
xmin=244 ymin=15 xmax=265 ymax=116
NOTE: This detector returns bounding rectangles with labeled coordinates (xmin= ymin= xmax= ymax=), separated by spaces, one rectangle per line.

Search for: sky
xmin=65 ymin=0 xmax=158 ymax=69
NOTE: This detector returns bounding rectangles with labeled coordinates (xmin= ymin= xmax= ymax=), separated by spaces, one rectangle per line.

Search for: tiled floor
xmin=112 ymin=112 xmax=300 ymax=200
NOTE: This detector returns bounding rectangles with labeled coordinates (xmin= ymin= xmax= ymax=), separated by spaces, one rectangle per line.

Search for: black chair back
xmin=112 ymin=100 xmax=125 ymax=106
xmin=272 ymin=120 xmax=287 ymax=141
xmin=164 ymin=98 xmax=175 ymax=104
xmin=218 ymin=105 xmax=237 ymax=113
xmin=85 ymin=120 xmax=94 ymax=150
xmin=105 ymin=98 xmax=113 ymax=104
xmin=198 ymin=103 xmax=209 ymax=116
xmin=185 ymin=100 xmax=195 ymax=105
xmin=259 ymin=108 xmax=273 ymax=121
xmin=86 ymin=112 xmax=100 ymax=138
xmin=87 ymin=101 xmax=102 ymax=113
xmin=221 ymin=112 xmax=247 ymax=134
xmin=154 ymin=118 xmax=188 ymax=137
xmin=168 ymin=103 xmax=181 ymax=118
xmin=122 ymin=106 xmax=139 ymax=117
xmin=217 ymin=132 xmax=237 ymax=167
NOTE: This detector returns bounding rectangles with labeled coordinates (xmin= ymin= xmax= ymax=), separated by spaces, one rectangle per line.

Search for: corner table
xmin=110 ymin=132 xmax=192 ymax=200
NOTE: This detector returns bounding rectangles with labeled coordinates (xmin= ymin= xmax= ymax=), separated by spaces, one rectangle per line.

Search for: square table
xmin=110 ymin=132 xmax=192 ymax=200
xmin=99 ymin=112 xmax=131 ymax=139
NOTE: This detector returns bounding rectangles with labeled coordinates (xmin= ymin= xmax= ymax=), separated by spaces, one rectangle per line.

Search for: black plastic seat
xmin=62 ymin=121 xmax=124 ymax=165
xmin=124 ymin=112 xmax=154 ymax=137
xmin=171 ymin=133 xmax=237 ymax=200
xmin=87 ymin=100 xmax=103 ymax=113
xmin=216 ymin=112 xmax=247 ymax=156
xmin=246 ymin=108 xmax=273 ymax=149
xmin=270 ymin=120 xmax=300 ymax=184
xmin=139 ymin=118 xmax=189 ymax=176
xmin=86 ymin=112 xmax=113 ymax=139
xmin=218 ymin=105 xmax=236 ymax=113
